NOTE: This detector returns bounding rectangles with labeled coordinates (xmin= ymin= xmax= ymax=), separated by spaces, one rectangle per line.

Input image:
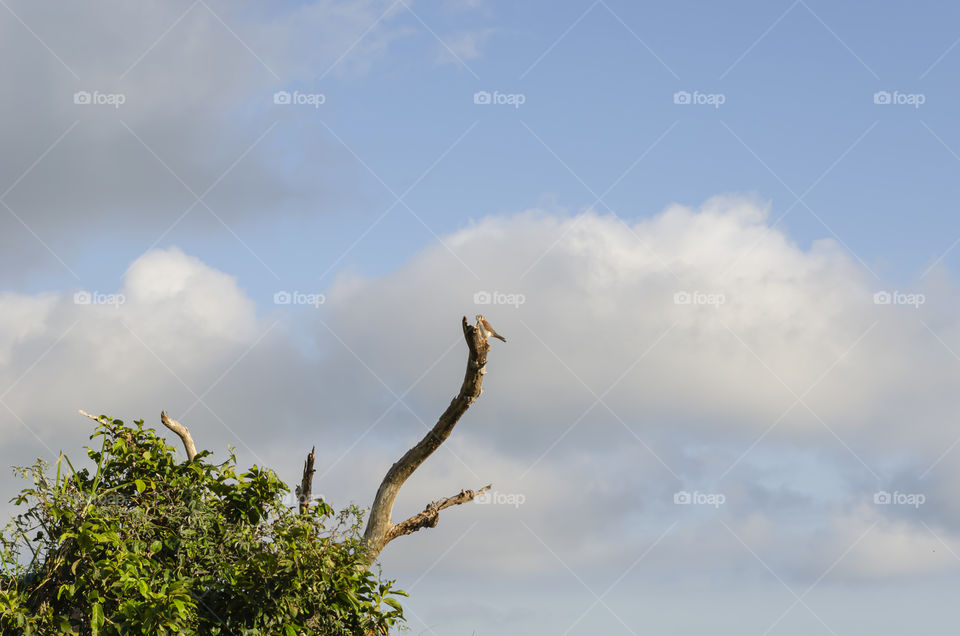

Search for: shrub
xmin=0 ymin=416 xmax=406 ymax=635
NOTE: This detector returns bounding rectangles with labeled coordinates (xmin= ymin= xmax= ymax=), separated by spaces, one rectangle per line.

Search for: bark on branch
xmin=160 ymin=410 xmax=197 ymax=461
xmin=362 ymin=316 xmax=493 ymax=562
xmin=296 ymin=446 xmax=316 ymax=514
xmin=387 ymin=484 xmax=492 ymax=542
xmin=78 ymin=409 xmax=109 ymax=425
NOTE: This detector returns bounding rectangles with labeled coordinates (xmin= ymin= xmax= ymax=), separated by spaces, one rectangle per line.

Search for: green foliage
xmin=0 ymin=416 xmax=407 ymax=635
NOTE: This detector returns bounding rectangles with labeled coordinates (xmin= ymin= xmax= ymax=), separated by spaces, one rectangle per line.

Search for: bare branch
xmin=388 ymin=484 xmax=492 ymax=541
xmin=160 ymin=410 xmax=197 ymax=461
xmin=78 ymin=409 xmax=121 ymax=437
xmin=78 ymin=409 xmax=108 ymax=424
xmin=363 ymin=316 xmax=493 ymax=562
xmin=296 ymin=446 xmax=316 ymax=514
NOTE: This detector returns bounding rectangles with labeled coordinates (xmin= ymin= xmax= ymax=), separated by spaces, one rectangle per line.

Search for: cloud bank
xmin=2 ymin=196 xmax=959 ymax=631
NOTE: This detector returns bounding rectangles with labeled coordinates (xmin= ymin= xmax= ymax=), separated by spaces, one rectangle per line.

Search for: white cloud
xmin=2 ymin=196 xmax=960 ymax=593
xmin=0 ymin=247 xmax=261 ymax=449
xmin=324 ymin=196 xmax=929 ymax=450
xmin=318 ymin=195 xmax=960 ymax=580
xmin=120 ymin=247 xmax=258 ymax=346
xmin=0 ymin=292 xmax=57 ymax=365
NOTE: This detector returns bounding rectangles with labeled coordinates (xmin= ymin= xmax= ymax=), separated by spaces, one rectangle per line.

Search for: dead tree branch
xmin=78 ymin=409 xmax=108 ymax=425
xmin=387 ymin=484 xmax=492 ymax=542
xmin=296 ymin=446 xmax=316 ymax=514
xmin=160 ymin=410 xmax=197 ymax=461
xmin=362 ymin=316 xmax=493 ymax=562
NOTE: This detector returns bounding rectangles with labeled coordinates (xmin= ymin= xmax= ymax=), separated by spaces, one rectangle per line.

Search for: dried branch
xmin=362 ymin=316 xmax=493 ymax=562
xmin=160 ymin=410 xmax=197 ymax=461
xmin=78 ymin=409 xmax=108 ymax=424
xmin=296 ymin=446 xmax=316 ymax=514
xmin=387 ymin=484 xmax=492 ymax=542
xmin=78 ymin=409 xmax=121 ymax=436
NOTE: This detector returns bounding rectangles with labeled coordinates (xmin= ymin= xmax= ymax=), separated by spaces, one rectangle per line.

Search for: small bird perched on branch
xmin=476 ymin=315 xmax=506 ymax=342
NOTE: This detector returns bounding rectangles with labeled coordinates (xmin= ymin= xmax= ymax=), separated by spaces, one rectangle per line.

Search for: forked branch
xmin=362 ymin=316 xmax=494 ymax=562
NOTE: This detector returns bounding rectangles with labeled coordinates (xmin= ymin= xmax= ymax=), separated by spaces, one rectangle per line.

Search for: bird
xmin=476 ymin=314 xmax=506 ymax=342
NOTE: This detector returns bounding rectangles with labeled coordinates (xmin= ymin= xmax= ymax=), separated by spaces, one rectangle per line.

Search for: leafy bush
xmin=0 ymin=416 xmax=406 ymax=635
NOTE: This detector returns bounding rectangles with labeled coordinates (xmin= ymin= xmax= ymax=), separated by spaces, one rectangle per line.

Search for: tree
xmin=0 ymin=316 xmax=496 ymax=634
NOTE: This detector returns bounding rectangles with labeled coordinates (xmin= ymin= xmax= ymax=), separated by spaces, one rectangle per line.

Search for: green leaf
xmin=91 ymin=602 xmax=104 ymax=636
xmin=384 ymin=597 xmax=404 ymax=612
xmin=134 ymin=479 xmax=146 ymax=493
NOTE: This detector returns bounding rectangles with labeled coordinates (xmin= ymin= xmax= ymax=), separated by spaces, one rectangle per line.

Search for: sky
xmin=3 ymin=0 xmax=960 ymax=633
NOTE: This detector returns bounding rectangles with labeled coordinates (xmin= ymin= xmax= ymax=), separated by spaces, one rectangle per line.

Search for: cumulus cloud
xmin=319 ymin=194 xmax=960 ymax=580
xmin=2 ymin=196 xmax=960 ymax=597
xmin=323 ymin=196 xmax=943 ymax=451
xmin=0 ymin=247 xmax=258 ymax=446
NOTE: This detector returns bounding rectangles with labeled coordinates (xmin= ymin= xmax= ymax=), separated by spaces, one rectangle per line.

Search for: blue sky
xmin=201 ymin=0 xmax=954 ymax=292
xmin=4 ymin=1 xmax=960 ymax=634
xmin=9 ymin=0 xmax=960 ymax=296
